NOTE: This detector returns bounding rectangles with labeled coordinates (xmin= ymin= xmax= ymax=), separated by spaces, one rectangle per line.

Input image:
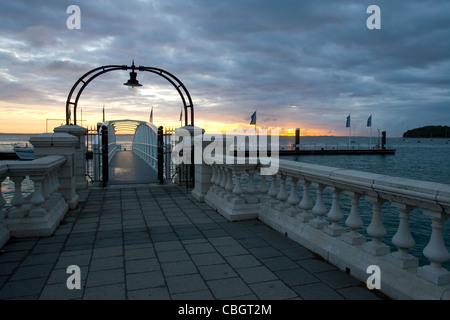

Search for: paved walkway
xmin=108 ymin=150 xmax=158 ymax=184
xmin=0 ymin=183 xmax=385 ymax=300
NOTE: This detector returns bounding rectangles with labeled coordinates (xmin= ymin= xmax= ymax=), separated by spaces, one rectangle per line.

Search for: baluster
xmin=388 ymin=203 xmax=418 ymax=268
xmin=275 ymin=173 xmax=288 ymax=210
xmin=310 ymin=183 xmax=328 ymax=229
xmin=232 ymin=168 xmax=243 ymax=199
xmin=214 ymin=165 xmax=222 ymax=191
xmin=220 ymin=166 xmax=227 ymax=188
xmin=29 ymin=175 xmax=47 ymax=217
xmin=246 ymin=169 xmax=258 ymax=204
xmin=364 ymin=196 xmax=390 ymax=255
xmin=225 ymin=167 xmax=234 ymax=198
xmin=10 ymin=175 xmax=26 ymax=207
xmin=41 ymin=173 xmax=50 ymax=200
xmin=342 ymin=191 xmax=365 ymax=245
xmin=324 ymin=187 xmax=346 ymax=236
xmin=258 ymin=173 xmax=269 ymax=203
xmin=210 ymin=164 xmax=217 ymax=191
xmin=298 ymin=179 xmax=314 ymax=222
xmin=286 ymin=176 xmax=300 ymax=217
xmin=268 ymin=174 xmax=278 ymax=206
xmin=417 ymin=210 xmax=450 ymax=285
xmin=0 ymin=174 xmax=6 ymax=208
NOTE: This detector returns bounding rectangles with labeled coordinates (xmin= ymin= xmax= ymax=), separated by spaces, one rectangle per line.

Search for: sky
xmin=0 ymin=0 xmax=449 ymax=136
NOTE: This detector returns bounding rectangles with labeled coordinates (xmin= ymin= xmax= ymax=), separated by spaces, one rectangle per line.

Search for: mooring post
xmin=295 ymin=128 xmax=300 ymax=151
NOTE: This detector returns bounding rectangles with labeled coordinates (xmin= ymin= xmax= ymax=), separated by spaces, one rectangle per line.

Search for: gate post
xmin=158 ymin=126 xmax=164 ymax=184
xmin=101 ymin=125 xmax=109 ymax=187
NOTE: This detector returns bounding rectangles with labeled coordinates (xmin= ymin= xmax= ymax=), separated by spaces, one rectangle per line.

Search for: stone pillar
xmin=182 ymin=126 xmax=212 ymax=203
xmin=30 ymin=133 xmax=79 ymax=209
xmin=53 ymin=124 xmax=88 ymax=190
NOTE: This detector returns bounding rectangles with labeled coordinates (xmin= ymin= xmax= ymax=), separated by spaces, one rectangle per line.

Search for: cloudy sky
xmin=0 ymin=0 xmax=449 ymax=136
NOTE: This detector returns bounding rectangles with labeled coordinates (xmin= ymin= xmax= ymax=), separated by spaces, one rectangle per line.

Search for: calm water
xmin=1 ymin=133 xmax=449 ymax=267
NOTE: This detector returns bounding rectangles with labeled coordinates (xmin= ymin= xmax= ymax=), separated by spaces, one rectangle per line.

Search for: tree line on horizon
xmin=402 ymin=125 xmax=450 ymax=138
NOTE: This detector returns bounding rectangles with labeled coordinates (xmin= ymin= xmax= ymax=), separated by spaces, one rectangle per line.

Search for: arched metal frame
xmin=65 ymin=63 xmax=194 ymax=127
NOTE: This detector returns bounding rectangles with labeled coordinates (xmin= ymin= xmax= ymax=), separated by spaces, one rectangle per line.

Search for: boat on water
xmin=12 ymin=143 xmax=34 ymax=160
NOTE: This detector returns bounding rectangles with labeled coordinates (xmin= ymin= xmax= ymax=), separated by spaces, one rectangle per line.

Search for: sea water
xmin=1 ymin=133 xmax=449 ymax=267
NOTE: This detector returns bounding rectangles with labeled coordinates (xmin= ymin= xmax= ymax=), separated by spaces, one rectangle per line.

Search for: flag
xmin=179 ymin=109 xmax=183 ymax=122
xmin=346 ymin=115 xmax=351 ymax=128
xmin=250 ymin=111 xmax=256 ymax=125
xmin=367 ymin=114 xmax=372 ymax=127
xmin=150 ymin=106 xmax=153 ymax=123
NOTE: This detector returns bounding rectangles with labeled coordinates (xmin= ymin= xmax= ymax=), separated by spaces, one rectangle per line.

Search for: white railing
xmin=132 ymin=122 xmax=159 ymax=170
xmin=0 ymin=155 xmax=68 ymax=239
xmin=201 ymin=156 xmax=450 ymax=300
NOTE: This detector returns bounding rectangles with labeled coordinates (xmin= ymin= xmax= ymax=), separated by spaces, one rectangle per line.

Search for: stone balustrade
xmin=197 ymin=155 xmax=450 ymax=300
xmin=0 ymin=156 xmax=68 ymax=241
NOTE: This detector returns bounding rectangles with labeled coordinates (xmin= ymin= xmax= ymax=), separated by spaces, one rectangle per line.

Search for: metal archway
xmin=65 ymin=62 xmax=194 ymax=126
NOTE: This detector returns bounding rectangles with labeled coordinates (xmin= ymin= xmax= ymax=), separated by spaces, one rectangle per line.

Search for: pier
xmin=0 ymin=124 xmax=449 ymax=300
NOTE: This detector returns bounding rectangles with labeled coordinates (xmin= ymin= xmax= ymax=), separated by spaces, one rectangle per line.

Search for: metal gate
xmin=85 ymin=124 xmax=108 ymax=186
xmin=166 ymin=127 xmax=194 ymax=191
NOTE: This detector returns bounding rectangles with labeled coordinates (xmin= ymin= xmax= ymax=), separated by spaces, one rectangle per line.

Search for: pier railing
xmin=132 ymin=122 xmax=159 ymax=170
xmin=0 ymin=155 xmax=68 ymax=239
xmin=197 ymin=155 xmax=450 ymax=299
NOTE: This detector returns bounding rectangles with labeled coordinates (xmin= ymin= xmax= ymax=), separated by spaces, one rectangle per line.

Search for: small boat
xmin=13 ymin=144 xmax=34 ymax=160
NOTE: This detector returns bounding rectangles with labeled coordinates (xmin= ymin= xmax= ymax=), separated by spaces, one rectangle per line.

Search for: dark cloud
xmin=0 ymin=0 xmax=449 ymax=135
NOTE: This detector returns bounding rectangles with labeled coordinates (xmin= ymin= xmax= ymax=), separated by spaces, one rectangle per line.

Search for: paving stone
xmin=86 ymin=268 xmax=125 ymax=288
xmin=92 ymin=246 xmax=123 ymax=259
xmin=20 ymin=252 xmax=59 ymax=267
xmin=296 ymin=258 xmax=337 ymax=273
xmin=161 ymin=260 xmax=197 ymax=276
xmin=198 ymin=264 xmax=237 ymax=281
xmin=215 ymin=244 xmax=248 ymax=257
xmin=9 ymin=264 xmax=53 ymax=281
xmin=275 ymin=268 xmax=320 ymax=287
xmin=126 ymin=258 xmax=160 ymax=274
xmin=128 ymin=287 xmax=171 ymax=300
xmin=39 ymin=282 xmax=85 ymax=300
xmin=166 ymin=274 xmax=208 ymax=294
xmin=249 ymin=280 xmax=298 ymax=300
xmin=249 ymin=246 xmax=283 ymax=259
xmin=314 ymin=270 xmax=362 ymax=289
xmin=207 ymin=277 xmax=253 ymax=299
xmin=0 ymin=278 xmax=47 ymax=299
xmin=171 ymin=290 xmax=214 ymax=300
xmin=225 ymin=255 xmax=261 ymax=269
xmin=191 ymin=252 xmax=226 ymax=266
xmin=338 ymin=286 xmax=384 ymax=300
xmin=236 ymin=266 xmax=278 ymax=284
xmin=293 ymin=282 xmax=345 ymax=300
xmin=90 ymin=256 xmax=124 ymax=271
xmin=261 ymin=256 xmax=299 ymax=271
xmin=124 ymin=246 xmax=156 ymax=261
xmin=154 ymin=240 xmax=183 ymax=252
xmin=126 ymin=271 xmax=165 ymax=290
xmin=83 ymin=283 xmax=126 ymax=300
xmin=158 ymin=249 xmax=190 ymax=263
xmin=184 ymin=242 xmax=216 ymax=254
